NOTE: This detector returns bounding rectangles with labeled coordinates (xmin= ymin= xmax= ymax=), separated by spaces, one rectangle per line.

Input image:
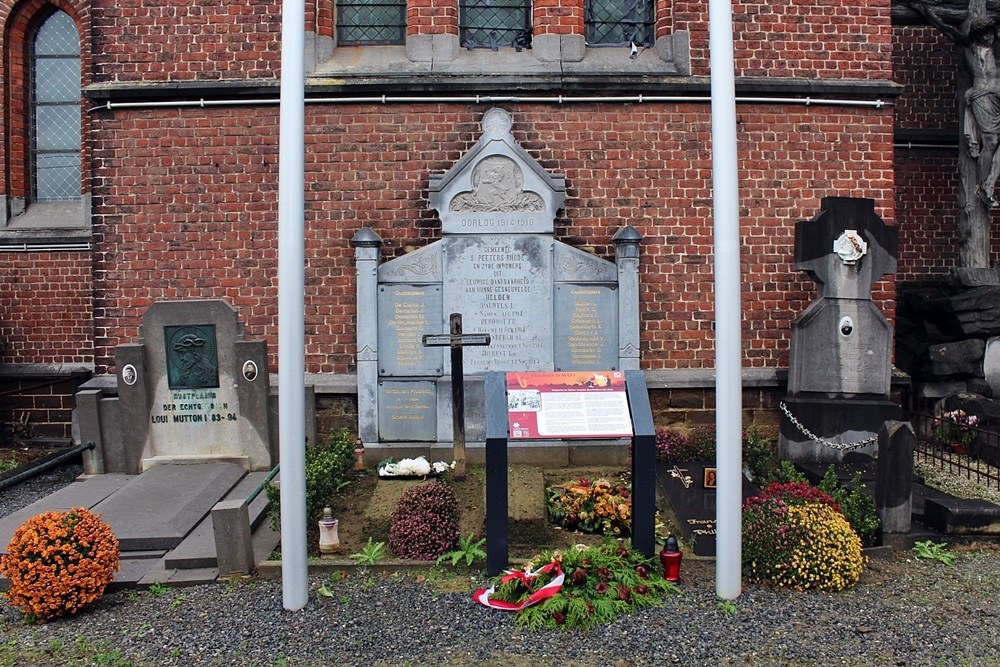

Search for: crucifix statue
xmin=903 ymin=0 xmax=1000 ymax=267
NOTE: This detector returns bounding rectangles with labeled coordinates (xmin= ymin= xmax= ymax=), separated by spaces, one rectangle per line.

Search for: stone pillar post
xmin=614 ymin=226 xmax=642 ymax=370
xmin=875 ymin=420 xmax=914 ymax=537
xmin=353 ymin=228 xmax=383 ymax=447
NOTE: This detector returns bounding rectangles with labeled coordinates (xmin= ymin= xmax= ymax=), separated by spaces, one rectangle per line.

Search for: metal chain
xmin=779 ymin=401 xmax=878 ymax=451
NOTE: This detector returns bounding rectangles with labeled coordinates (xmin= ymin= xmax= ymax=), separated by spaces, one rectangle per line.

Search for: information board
xmin=505 ymin=371 xmax=633 ymax=439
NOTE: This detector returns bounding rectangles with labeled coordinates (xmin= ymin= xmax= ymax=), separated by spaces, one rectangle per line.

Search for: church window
xmin=585 ymin=0 xmax=654 ymax=47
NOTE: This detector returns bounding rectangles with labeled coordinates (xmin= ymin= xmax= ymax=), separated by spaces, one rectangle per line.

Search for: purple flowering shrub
xmin=654 ymin=426 xmax=716 ymax=462
xmin=388 ymin=482 xmax=460 ymax=560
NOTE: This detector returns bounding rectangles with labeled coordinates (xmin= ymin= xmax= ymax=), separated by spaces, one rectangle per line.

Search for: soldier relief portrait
xmin=164 ymin=325 xmax=220 ymax=390
xmin=450 ymin=155 xmax=544 ymax=212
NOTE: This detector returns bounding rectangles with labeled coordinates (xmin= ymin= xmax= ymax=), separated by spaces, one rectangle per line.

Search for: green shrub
xmin=743 ymin=496 xmax=865 ymax=591
xmin=742 ymin=426 xmax=779 ymax=484
xmin=771 ymin=459 xmax=807 ymax=484
xmin=266 ymin=429 xmax=355 ymax=530
xmin=818 ymin=467 xmax=880 ymax=547
xmin=388 ymin=481 xmax=460 ymax=560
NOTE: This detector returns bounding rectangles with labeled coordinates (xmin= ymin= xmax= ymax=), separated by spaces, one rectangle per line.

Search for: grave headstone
xmin=781 ymin=197 xmax=903 ymax=463
xmin=354 ymin=109 xmax=642 ymax=456
xmin=656 ymin=461 xmax=755 ymax=557
xmin=97 ymin=300 xmax=272 ymax=473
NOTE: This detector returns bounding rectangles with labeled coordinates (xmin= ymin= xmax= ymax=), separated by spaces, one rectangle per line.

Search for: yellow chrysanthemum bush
xmin=0 ymin=507 xmax=120 ymax=622
xmin=742 ymin=487 xmax=865 ymax=591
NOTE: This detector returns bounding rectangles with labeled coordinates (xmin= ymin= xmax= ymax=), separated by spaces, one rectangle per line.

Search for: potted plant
xmin=933 ymin=408 xmax=979 ymax=455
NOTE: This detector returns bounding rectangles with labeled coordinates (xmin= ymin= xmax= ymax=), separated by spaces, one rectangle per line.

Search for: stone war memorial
xmin=76 ymin=299 xmax=274 ymax=474
xmin=354 ymin=108 xmax=641 ymax=463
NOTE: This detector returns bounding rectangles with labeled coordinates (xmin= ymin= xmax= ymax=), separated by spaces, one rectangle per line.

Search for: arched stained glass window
xmin=31 ymin=10 xmax=81 ymax=202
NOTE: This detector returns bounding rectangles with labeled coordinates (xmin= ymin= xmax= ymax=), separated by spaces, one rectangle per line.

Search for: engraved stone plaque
xmin=378 ymin=285 xmax=443 ymax=377
xmin=554 ymin=284 xmax=619 ymax=371
xmin=429 ymin=109 xmax=565 ymax=235
xmin=789 ymin=299 xmax=891 ymax=395
xmin=164 ymin=324 xmax=219 ymax=389
xmin=378 ymin=380 xmax=437 ymax=441
xmin=443 ymin=234 xmax=553 ymax=373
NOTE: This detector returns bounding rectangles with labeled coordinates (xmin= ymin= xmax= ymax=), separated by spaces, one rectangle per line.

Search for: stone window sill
xmin=310 ymin=31 xmax=689 ymax=78
xmin=1 ymin=198 xmax=92 ymax=246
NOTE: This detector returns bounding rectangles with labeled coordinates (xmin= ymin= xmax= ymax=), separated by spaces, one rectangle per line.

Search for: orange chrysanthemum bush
xmin=0 ymin=507 xmax=120 ymax=622
xmin=742 ymin=495 xmax=865 ymax=592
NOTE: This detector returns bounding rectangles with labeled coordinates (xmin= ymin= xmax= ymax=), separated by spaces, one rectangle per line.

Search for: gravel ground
xmin=2 ymin=464 xmax=1000 ymax=667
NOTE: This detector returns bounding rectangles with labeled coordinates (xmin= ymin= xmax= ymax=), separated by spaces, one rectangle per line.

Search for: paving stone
xmin=92 ymin=463 xmax=244 ymax=550
xmin=108 ymin=557 xmax=160 ymax=592
xmin=136 ymin=559 xmax=218 ymax=587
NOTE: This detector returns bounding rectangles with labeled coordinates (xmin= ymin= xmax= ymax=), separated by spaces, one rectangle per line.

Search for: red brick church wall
xmin=7 ymin=0 xmax=904 ymax=383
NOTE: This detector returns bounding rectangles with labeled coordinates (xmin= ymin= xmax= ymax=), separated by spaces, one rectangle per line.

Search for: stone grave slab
xmin=783 ymin=198 xmax=900 ymax=464
xmin=163 ymin=470 xmax=270 ymax=570
xmin=378 ymin=380 xmax=437 ymax=441
xmin=92 ymin=463 xmax=244 ymax=551
xmin=0 ymin=474 xmax=136 ymax=555
xmin=111 ymin=299 xmax=271 ymax=473
xmin=924 ymin=496 xmax=1000 ymax=535
xmin=554 ymin=283 xmax=619 ymax=371
xmin=656 ymin=461 xmax=755 ymax=557
xmin=355 ymin=108 xmax=643 ymax=453
xmin=442 ymin=234 xmax=554 ymax=374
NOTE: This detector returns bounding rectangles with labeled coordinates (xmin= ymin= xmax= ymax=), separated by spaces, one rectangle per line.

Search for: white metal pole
xmin=278 ymin=0 xmax=308 ymax=611
xmin=709 ymin=0 xmax=743 ymax=599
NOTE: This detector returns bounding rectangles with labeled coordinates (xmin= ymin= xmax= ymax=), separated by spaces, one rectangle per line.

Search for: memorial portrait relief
xmin=450 ymin=155 xmax=544 ymax=212
xmin=165 ymin=325 xmax=220 ymax=389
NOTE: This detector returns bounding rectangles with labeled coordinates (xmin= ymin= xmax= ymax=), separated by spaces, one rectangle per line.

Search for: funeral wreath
xmin=474 ymin=539 xmax=678 ymax=630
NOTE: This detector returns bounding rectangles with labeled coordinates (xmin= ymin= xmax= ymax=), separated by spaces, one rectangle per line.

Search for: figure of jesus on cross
xmin=909 ymin=0 xmax=1000 ymax=207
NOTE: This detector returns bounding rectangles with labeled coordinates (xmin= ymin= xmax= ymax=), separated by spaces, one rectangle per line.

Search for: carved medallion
xmin=450 ymin=156 xmax=544 ymax=213
xmin=833 ymin=229 xmax=867 ymax=265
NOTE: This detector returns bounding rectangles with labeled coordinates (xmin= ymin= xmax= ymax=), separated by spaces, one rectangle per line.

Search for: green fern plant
xmin=349 ymin=538 xmax=386 ymax=566
xmin=436 ymin=534 xmax=486 ymax=567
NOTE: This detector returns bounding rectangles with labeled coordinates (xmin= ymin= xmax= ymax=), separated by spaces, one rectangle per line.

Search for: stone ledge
xmin=924 ymin=497 xmax=1000 ymax=535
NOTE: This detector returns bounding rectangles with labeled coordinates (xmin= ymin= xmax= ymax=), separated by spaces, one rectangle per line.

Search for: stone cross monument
xmin=781 ymin=197 xmax=902 ymax=463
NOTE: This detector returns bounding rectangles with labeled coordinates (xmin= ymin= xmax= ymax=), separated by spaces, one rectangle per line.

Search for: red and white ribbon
xmin=473 ymin=562 xmax=564 ymax=611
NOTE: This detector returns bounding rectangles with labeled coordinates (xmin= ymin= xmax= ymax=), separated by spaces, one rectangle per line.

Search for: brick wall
xmin=893 ymin=25 xmax=958 ymax=132
xmin=891 ymin=24 xmax=989 ymax=283
xmin=89 ymin=1 xmax=282 ymax=83
xmin=0 ymin=252 xmax=93 ymax=365
xmin=90 ymin=103 xmax=895 ymax=376
xmin=677 ymin=0 xmax=893 ymax=78
xmin=0 ymin=376 xmax=83 ymax=441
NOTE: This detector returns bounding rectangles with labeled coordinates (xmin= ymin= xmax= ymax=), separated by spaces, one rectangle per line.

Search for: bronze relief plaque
xmin=164 ymin=324 xmax=220 ymax=389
